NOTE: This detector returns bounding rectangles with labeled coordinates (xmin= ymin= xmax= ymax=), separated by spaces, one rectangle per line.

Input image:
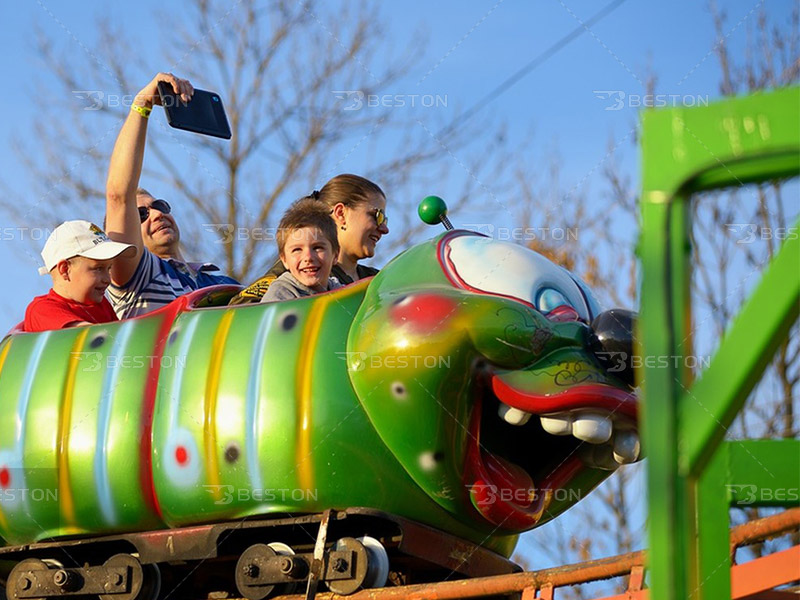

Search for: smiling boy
xmin=24 ymin=220 xmax=136 ymax=332
xmin=261 ymin=199 xmax=342 ymax=302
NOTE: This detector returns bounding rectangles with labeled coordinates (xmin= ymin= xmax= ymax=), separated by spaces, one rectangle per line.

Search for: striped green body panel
xmin=0 ymin=315 xmax=165 ymax=542
xmin=0 ymin=281 xmax=509 ymax=553
xmin=151 ymin=285 xmax=452 ymax=528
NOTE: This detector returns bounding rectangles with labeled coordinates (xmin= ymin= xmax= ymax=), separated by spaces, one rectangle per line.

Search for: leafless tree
xmin=516 ymin=3 xmax=798 ymax=594
xmin=701 ymin=0 xmax=800 ymax=559
xmin=6 ymin=0 xmax=517 ymax=282
xmin=3 ymin=0 xmax=796 ymax=592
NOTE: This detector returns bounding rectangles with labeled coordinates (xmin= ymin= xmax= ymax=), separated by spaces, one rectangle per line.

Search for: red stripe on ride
xmin=138 ymin=286 xmax=240 ymax=520
xmin=139 ymin=294 xmax=194 ymax=521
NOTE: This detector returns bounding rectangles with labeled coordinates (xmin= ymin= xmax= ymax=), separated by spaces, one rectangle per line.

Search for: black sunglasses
xmin=371 ymin=207 xmax=388 ymax=227
xmin=138 ymin=199 xmax=172 ymax=223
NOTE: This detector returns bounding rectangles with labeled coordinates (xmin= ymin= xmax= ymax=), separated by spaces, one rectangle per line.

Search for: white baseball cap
xmin=39 ymin=220 xmax=136 ymax=275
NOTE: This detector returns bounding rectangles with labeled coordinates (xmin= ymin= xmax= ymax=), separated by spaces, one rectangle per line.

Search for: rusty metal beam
xmin=268 ymin=546 xmax=796 ymax=600
xmin=730 ymin=507 xmax=800 ymax=549
xmin=596 ymin=592 xmax=648 ymax=600
xmin=731 ymin=546 xmax=800 ymax=600
xmin=274 ymin=553 xmax=646 ymax=600
xmin=268 ymin=509 xmax=799 ymax=600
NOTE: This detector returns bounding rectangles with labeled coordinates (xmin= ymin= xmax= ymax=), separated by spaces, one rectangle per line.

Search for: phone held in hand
xmin=157 ymin=81 xmax=232 ymax=140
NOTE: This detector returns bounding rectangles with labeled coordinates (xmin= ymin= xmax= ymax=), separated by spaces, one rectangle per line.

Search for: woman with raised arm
xmin=230 ymin=174 xmax=389 ymax=304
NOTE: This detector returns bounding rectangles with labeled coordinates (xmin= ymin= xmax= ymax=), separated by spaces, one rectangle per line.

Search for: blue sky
xmin=1 ymin=0 xmax=788 ymax=331
xmin=0 ymin=0 xmax=794 ymax=574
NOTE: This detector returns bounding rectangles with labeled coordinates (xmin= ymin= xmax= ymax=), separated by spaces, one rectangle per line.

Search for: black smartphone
xmin=157 ymin=81 xmax=232 ymax=139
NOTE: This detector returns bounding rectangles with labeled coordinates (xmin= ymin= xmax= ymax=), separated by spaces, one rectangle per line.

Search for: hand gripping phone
xmin=157 ymin=81 xmax=232 ymax=139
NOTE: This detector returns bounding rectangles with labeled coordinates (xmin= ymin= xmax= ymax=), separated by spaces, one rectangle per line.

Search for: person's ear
xmin=279 ymin=252 xmax=289 ymax=270
xmin=331 ymin=203 xmax=347 ymax=228
xmin=57 ymin=260 xmax=71 ymax=281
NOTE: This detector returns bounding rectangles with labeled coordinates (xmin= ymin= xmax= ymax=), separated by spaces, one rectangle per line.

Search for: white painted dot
xmin=418 ymin=451 xmax=438 ymax=471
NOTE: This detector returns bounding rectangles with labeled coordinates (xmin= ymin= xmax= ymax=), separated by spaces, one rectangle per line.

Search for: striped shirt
xmin=107 ymin=249 xmax=239 ymax=319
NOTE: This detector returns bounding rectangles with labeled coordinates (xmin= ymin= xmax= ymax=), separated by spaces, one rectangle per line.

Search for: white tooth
xmin=613 ymin=430 xmax=641 ymax=464
xmin=572 ymin=412 xmax=613 ymax=444
xmin=498 ymin=403 xmax=532 ymax=426
xmin=540 ymin=413 xmax=573 ymax=436
xmin=581 ymin=444 xmax=618 ymax=470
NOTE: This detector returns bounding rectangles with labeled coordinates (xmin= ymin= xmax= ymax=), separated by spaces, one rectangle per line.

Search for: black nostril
xmin=590 ymin=309 xmax=637 ymax=387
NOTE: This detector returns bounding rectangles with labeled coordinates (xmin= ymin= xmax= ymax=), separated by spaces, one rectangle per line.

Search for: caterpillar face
xmin=348 ymin=231 xmax=638 ymax=532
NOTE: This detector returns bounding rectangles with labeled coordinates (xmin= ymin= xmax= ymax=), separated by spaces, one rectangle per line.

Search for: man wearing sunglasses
xmin=104 ymin=72 xmax=239 ymax=319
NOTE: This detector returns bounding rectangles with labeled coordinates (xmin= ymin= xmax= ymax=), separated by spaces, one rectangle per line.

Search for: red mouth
xmin=464 ymin=373 xmax=637 ymax=531
xmin=492 ymin=379 xmax=637 ymax=421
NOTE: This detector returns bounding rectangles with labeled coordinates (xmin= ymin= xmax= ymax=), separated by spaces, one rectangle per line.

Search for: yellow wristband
xmin=131 ymin=104 xmax=152 ymax=119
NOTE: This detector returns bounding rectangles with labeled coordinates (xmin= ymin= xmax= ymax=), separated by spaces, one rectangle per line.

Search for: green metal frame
xmin=639 ymin=86 xmax=800 ymax=600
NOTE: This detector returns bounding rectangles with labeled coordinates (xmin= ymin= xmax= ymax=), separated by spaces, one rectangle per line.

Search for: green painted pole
xmin=681 ymin=229 xmax=800 ymax=476
xmin=639 ymin=194 xmax=695 ymax=600
xmin=727 ymin=440 xmax=800 ymax=508
xmin=697 ymin=445 xmax=732 ymax=599
xmin=640 ymin=86 xmax=800 ymax=600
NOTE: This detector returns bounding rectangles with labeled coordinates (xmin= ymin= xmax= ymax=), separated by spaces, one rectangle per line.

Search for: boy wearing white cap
xmin=24 ymin=220 xmax=136 ymax=332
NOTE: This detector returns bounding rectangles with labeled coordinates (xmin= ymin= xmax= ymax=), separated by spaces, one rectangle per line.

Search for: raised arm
xmin=105 ymin=72 xmax=193 ymax=286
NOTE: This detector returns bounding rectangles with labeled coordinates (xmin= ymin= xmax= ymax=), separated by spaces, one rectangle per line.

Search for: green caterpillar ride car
xmin=0 ymin=203 xmax=639 ymax=598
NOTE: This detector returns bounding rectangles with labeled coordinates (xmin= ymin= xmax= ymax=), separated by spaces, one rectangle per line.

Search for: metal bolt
xmin=242 ymin=563 xmax=259 ymax=578
xmin=19 ymin=576 xmax=32 ymax=591
xmin=279 ymin=557 xmax=293 ymax=574
xmin=53 ymin=569 xmax=81 ymax=592
xmin=112 ymin=572 xmax=124 ymax=586
xmin=333 ymin=558 xmax=349 ymax=573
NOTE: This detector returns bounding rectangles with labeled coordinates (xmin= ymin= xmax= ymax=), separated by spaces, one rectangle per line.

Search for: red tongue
xmin=481 ymin=448 xmax=534 ymax=507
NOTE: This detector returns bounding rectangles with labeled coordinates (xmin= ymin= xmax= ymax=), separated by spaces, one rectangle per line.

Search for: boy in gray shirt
xmin=261 ymin=199 xmax=342 ymax=302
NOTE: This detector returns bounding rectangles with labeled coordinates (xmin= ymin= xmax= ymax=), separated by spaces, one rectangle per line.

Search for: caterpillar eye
xmin=442 ymin=235 xmax=596 ymax=320
xmin=537 ymin=288 xmax=570 ymax=313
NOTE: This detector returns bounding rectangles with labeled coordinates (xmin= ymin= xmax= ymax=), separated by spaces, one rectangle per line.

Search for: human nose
xmin=378 ymin=221 xmax=389 ymax=235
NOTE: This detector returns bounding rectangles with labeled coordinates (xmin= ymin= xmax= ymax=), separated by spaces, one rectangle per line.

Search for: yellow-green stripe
xmin=295 ymin=283 xmax=368 ymax=491
xmin=58 ymin=328 xmax=90 ymax=527
xmin=204 ymin=311 xmax=236 ymax=498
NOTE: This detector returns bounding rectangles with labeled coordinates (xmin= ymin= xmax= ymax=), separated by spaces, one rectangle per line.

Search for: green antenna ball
xmin=418 ymin=195 xmax=448 ymax=225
